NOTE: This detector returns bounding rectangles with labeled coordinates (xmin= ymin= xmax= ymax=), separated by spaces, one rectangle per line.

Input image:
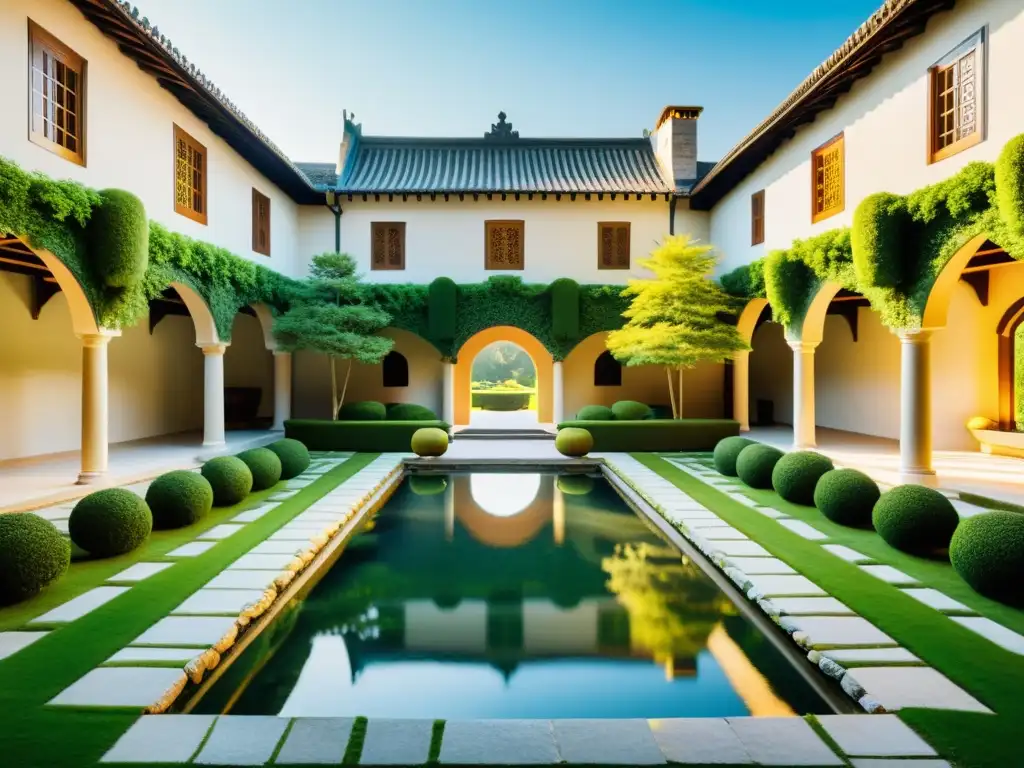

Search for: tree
xmin=606 ymin=235 xmax=747 ymax=418
xmin=273 ymin=252 xmax=393 ymax=419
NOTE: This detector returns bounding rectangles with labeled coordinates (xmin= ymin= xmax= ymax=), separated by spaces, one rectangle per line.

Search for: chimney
xmin=653 ymin=106 xmax=703 ymax=189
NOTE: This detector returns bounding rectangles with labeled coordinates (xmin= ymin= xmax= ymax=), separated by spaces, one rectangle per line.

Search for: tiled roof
xmin=295 ymin=162 xmax=338 ymax=192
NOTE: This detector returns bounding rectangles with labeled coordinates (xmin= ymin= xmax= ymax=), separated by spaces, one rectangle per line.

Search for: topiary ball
xmin=409 ymin=475 xmax=448 ymax=496
xmin=146 ymin=470 xmax=214 ymax=530
xmin=387 ymin=403 xmax=438 ymax=421
xmin=557 ymin=475 xmax=595 ymax=495
xmin=556 ymin=428 xmax=594 ymax=457
xmin=950 ymin=511 xmax=1024 ymax=604
xmin=576 ymin=405 xmax=615 ymax=421
xmin=772 ymin=451 xmax=835 ymax=505
xmin=611 ymin=400 xmax=653 ymax=421
xmin=713 ymin=436 xmax=755 ymax=476
xmin=201 ymin=456 xmax=254 ymax=506
xmin=411 ymin=427 xmax=449 ymax=457
xmin=736 ymin=443 xmax=785 ymax=489
xmin=813 ymin=469 xmax=880 ymax=527
xmin=0 ymin=513 xmax=70 ymax=604
xmin=872 ymin=485 xmax=960 ymax=554
xmin=69 ymin=489 xmax=152 ymax=558
xmin=267 ymin=438 xmax=311 ymax=479
xmin=236 ymin=447 xmax=283 ymax=491
xmin=338 ymin=400 xmax=387 ymax=421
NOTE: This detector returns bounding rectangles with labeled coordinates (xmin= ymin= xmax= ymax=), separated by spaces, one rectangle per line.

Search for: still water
xmin=196 ymin=472 xmax=828 ymax=719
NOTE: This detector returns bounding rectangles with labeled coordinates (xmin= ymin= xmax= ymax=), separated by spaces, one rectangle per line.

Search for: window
xmin=594 ymin=351 xmax=622 ymax=387
xmin=28 ymin=21 xmax=86 ymax=165
xmin=485 ymin=220 xmax=525 ymax=270
xmin=173 ymin=124 xmax=207 ymax=224
xmin=252 ymin=189 xmax=271 ymax=256
xmin=751 ymin=190 xmax=765 ymax=245
xmin=382 ymin=352 xmax=409 ymax=387
xmin=598 ymin=222 xmax=630 ymax=269
xmin=371 ymin=222 xmax=405 ymax=270
xmin=929 ymin=30 xmax=985 ymax=164
xmin=811 ymin=133 xmax=844 ymax=223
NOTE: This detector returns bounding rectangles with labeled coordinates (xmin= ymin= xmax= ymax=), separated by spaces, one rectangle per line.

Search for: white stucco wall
xmin=709 ymin=0 xmax=1024 ymax=274
xmin=0 ymin=0 xmax=303 ymax=277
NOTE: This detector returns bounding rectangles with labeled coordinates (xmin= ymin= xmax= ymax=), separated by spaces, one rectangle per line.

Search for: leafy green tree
xmin=606 ymin=235 xmax=747 ymax=418
xmin=273 ymin=252 xmax=393 ymax=419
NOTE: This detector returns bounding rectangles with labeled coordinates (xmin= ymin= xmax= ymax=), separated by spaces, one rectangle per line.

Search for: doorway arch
xmin=454 ymin=326 xmax=553 ymax=425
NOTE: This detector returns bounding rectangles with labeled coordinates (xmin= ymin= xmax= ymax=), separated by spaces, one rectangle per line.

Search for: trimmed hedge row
xmin=286 ymin=419 xmax=452 ymax=451
xmin=338 ymin=400 xmax=440 ymax=421
xmin=575 ymin=401 xmax=653 ymax=420
xmin=557 ymin=419 xmax=739 ymax=452
xmin=472 ymin=391 xmax=531 ymax=411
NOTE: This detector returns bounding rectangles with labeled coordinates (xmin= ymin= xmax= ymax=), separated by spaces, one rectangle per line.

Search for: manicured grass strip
xmin=343 ymin=716 xmax=368 ymax=765
xmin=958 ymin=490 xmax=1024 ymax=515
xmin=0 ymin=453 xmax=379 ymax=768
xmin=804 ymin=714 xmax=850 ymax=764
xmin=428 ymin=719 xmax=445 ymax=764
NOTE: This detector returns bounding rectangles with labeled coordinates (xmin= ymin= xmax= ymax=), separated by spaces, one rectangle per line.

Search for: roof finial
xmin=485 ymin=111 xmax=519 ymax=140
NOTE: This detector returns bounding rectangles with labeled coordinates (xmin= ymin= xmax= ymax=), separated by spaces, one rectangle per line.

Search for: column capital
xmin=198 ymin=342 xmax=229 ymax=356
xmin=272 ymin=348 xmax=292 ymax=358
xmin=77 ymin=329 xmax=120 ymax=347
xmin=896 ymin=328 xmax=934 ymax=343
xmin=787 ymin=339 xmax=820 ymax=353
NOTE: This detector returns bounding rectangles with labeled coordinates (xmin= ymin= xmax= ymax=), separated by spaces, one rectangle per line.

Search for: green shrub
xmin=736 ymin=443 xmax=785 ymax=489
xmin=428 ymin=277 xmax=457 ymax=343
xmin=577 ymin=405 xmax=615 ymax=421
xmin=555 ymin=428 xmax=594 ymax=457
xmin=852 ymin=192 xmax=910 ymax=291
xmin=237 ymin=447 xmax=283 ymax=491
xmin=557 ymin=419 xmax=740 ymax=452
xmin=720 ymin=260 xmax=766 ymax=299
xmin=557 ymin=475 xmax=595 ymax=495
xmin=69 ymin=489 xmax=152 ymax=557
xmin=550 ymin=277 xmax=580 ymax=341
xmin=472 ymin=392 xmax=531 ymax=411
xmin=201 ymin=456 xmax=254 ymax=506
xmin=0 ymin=513 xmax=70 ymax=604
xmin=411 ymin=427 xmax=449 ymax=457
xmin=872 ymin=485 xmax=960 ymax=554
xmin=286 ymin=420 xmax=451 ymax=452
xmin=145 ymin=470 xmax=214 ymax=530
xmin=713 ymin=436 xmax=754 ymax=476
xmin=771 ymin=451 xmax=835 ymax=505
xmin=267 ymin=438 xmax=311 ymax=479
xmin=337 ymin=400 xmax=387 ymax=421
xmin=387 ymin=403 xmax=438 ymax=421
xmin=87 ymin=188 xmax=148 ymax=288
xmin=813 ymin=469 xmax=879 ymax=527
xmin=996 ymin=133 xmax=1024 ymax=236
xmin=950 ymin=511 xmax=1024 ymax=604
xmin=611 ymin=400 xmax=652 ymax=421
xmin=409 ymin=475 xmax=448 ymax=495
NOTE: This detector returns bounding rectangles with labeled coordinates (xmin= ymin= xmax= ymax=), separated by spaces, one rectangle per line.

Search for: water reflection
xmin=198 ymin=473 xmax=827 ymax=719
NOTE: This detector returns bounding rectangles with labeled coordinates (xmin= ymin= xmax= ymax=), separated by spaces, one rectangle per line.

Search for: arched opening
xmin=747 ymin=302 xmax=791 ymax=430
xmin=224 ymin=308 xmax=275 ymax=429
xmin=382 ymin=351 xmax=409 ymax=388
xmin=469 ymin=340 xmax=538 ymax=428
xmin=593 ymin=351 xmax=622 ymax=387
xmin=997 ymin=298 xmax=1024 ymax=430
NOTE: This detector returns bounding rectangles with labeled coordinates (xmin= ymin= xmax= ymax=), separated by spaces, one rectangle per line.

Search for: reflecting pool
xmin=195 ymin=472 xmax=829 ymax=719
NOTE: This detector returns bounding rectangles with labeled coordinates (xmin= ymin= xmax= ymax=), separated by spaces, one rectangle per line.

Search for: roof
xmin=689 ymin=0 xmax=956 ymax=210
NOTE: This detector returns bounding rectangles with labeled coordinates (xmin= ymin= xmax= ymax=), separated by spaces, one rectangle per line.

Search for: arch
xmin=791 ymin=281 xmax=843 ymax=344
xmin=453 ymin=326 xmax=553 ymax=425
xmin=249 ymin=302 xmax=277 ymax=351
xmin=382 ymin=351 xmax=409 ymax=387
xmin=735 ymin=298 xmax=769 ymax=344
xmin=921 ymin=233 xmax=991 ymax=329
xmin=452 ymin=474 xmax=551 ymax=548
xmin=20 ymin=241 xmax=100 ymax=336
xmin=169 ymin=281 xmax=220 ymax=346
xmin=996 ymin=298 xmax=1024 ymax=429
xmin=594 ymin=351 xmax=622 ymax=387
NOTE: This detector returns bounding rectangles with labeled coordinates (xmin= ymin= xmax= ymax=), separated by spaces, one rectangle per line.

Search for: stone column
xmin=200 ymin=343 xmax=228 ymax=447
xmin=732 ymin=349 xmax=751 ymax=432
xmin=272 ymin=351 xmax=292 ymax=431
xmin=552 ymin=361 xmax=565 ymax=425
xmin=898 ymin=329 xmax=935 ymax=478
xmin=788 ymin=340 xmax=819 ymax=449
xmin=77 ymin=332 xmax=113 ymax=484
xmin=442 ymin=362 xmax=455 ymax=426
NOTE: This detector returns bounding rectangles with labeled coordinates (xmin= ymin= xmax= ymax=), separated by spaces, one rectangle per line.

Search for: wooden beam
xmin=0 ymin=254 xmax=47 ymax=270
xmin=0 ymin=238 xmax=22 ymax=246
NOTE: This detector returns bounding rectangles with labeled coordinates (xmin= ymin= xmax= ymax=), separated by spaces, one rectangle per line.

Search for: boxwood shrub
xmin=0 ymin=513 xmax=70 ymax=604
xmin=771 ymin=451 xmax=835 ymax=505
xmin=146 ymin=470 xmax=214 ymax=530
xmin=813 ymin=468 xmax=879 ymax=527
xmin=201 ymin=456 xmax=254 ymax=506
xmin=576 ymin=405 xmax=614 ymax=421
xmin=713 ymin=436 xmax=754 ymax=476
xmin=338 ymin=400 xmax=387 ymax=421
xmin=267 ymin=438 xmax=311 ymax=479
xmin=611 ymin=400 xmax=652 ymax=421
xmin=736 ymin=443 xmax=785 ymax=489
xmin=69 ymin=489 xmax=152 ymax=558
xmin=555 ymin=428 xmax=593 ymax=457
xmin=949 ymin=511 xmax=1024 ymax=604
xmin=237 ymin=447 xmax=283 ymax=491
xmin=387 ymin=403 xmax=438 ymax=421
xmin=411 ymin=427 xmax=449 ymax=457
xmin=872 ymin=485 xmax=960 ymax=554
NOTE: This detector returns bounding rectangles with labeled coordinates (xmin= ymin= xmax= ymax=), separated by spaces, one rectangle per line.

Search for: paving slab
xmin=132 ymin=616 xmax=238 ymax=647
xmin=292 ymin=510 xmax=345 ymax=523
xmin=440 ymin=719 xmax=559 ymax=765
xmin=232 ymin=504 xmax=277 ymax=522
xmin=268 ymin=491 xmax=299 ymax=501
xmin=552 ymin=719 xmax=665 ymax=764
xmin=850 ymin=761 xmax=951 ymax=768
xmin=770 ymin=597 xmax=854 ymax=615
xmin=108 ymin=562 xmax=173 ymax=583
xmin=823 ymin=647 xmax=921 ymax=664
xmin=726 ymin=557 xmax=796 ymax=575
xmin=753 ymin=506 xmax=787 ymax=519
xmin=822 ymin=544 xmax=873 ymax=563
xmin=847 ymin=667 xmax=992 ymax=712
xmin=49 ymin=667 xmax=185 ymax=708
xmin=816 ymin=714 xmax=937 ymax=757
xmin=777 ymin=519 xmax=829 ymax=541
xmin=198 ymin=524 xmax=245 ymax=541
xmin=229 ymin=553 xmax=298 ymax=571
xmin=29 ymin=586 xmax=129 ymax=624
xmin=359 ymin=718 xmax=434 ymax=766
xmin=788 ymin=616 xmax=896 ymax=647
xmin=194 ymin=715 xmax=289 ymax=765
xmin=727 ymin=717 xmax=843 ymax=766
xmin=685 ymin=518 xmax=734 ymax=530
xmin=101 ymin=714 xmax=215 ymax=763
xmin=205 ymin=570 xmax=277 ymax=590
xmin=268 ymin=530 xmax=319 ymax=542
xmin=249 ymin=540 xmax=306 ymax=555
xmin=273 ymin=717 xmax=353 ymax=765
xmin=649 ymin=718 xmax=752 ymax=764
xmin=33 ymin=505 xmax=74 ymax=520
xmin=859 ymin=564 xmax=919 ymax=585
xmin=902 ymin=588 xmax=973 ymax=613
xmin=166 ymin=541 xmax=217 ymax=557
xmin=105 ymin=646 xmax=200 ymax=665
xmin=713 ymin=540 xmax=773 ymax=557
xmin=173 ymin=589 xmax=267 ymax=616
xmin=0 ymin=630 xmax=48 ymax=660
xmin=952 ymin=616 xmax=1024 ymax=654
xmin=748 ymin=574 xmax=826 ymax=597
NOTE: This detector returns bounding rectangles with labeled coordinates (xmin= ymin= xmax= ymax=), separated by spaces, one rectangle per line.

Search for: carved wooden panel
xmin=811 ymin=133 xmax=844 ymax=223
xmin=485 ymin=220 xmax=524 ymax=270
xmin=371 ymin=222 xmax=406 ymax=270
xmin=598 ymin=222 xmax=630 ymax=269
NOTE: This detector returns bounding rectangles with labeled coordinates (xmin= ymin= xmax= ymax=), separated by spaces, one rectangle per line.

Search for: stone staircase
xmin=454 ymin=428 xmax=555 ymax=441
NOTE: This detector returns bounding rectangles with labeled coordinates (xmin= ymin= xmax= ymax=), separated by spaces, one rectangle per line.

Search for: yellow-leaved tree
xmin=606 ymin=235 xmax=748 ymax=418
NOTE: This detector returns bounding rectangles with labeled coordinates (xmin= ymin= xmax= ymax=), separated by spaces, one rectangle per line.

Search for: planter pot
xmin=971 ymin=428 xmax=1024 ymax=458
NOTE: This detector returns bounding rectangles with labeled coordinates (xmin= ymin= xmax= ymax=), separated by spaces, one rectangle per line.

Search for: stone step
xmin=455 ymin=430 xmax=555 ymax=440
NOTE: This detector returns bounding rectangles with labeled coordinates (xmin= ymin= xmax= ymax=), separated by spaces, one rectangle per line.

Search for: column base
xmin=202 ymin=439 xmax=227 ymax=448
xmin=793 ymin=441 xmax=817 ymax=450
xmin=739 ymin=425 xmax=751 ymax=433
xmin=76 ymin=470 xmax=106 ymax=485
xmin=270 ymin=424 xmax=285 ymax=432
xmin=899 ymin=467 xmax=937 ymax=486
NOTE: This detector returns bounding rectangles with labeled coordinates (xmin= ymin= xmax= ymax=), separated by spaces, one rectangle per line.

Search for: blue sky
xmin=134 ymin=0 xmax=881 ymax=163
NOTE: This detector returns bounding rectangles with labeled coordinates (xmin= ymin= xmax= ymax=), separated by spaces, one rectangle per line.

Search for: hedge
xmin=472 ymin=391 xmax=531 ymax=411
xmin=337 ymin=401 xmax=387 ymax=421
xmin=286 ymin=419 xmax=452 ymax=452
xmin=266 ymin=438 xmax=311 ymax=479
xmin=428 ymin=276 xmax=457 ymax=343
xmin=69 ymin=489 xmax=152 ymax=557
xmin=146 ymin=470 xmax=214 ymax=529
xmin=556 ymin=419 xmax=739 ymax=452
xmin=0 ymin=513 xmax=70 ymax=604
xmin=87 ymin=189 xmax=148 ymax=288
xmin=387 ymin=403 xmax=438 ymax=421
xmin=550 ymin=277 xmax=580 ymax=341
xmin=577 ymin=405 xmax=615 ymax=420
xmin=611 ymin=400 xmax=652 ymax=420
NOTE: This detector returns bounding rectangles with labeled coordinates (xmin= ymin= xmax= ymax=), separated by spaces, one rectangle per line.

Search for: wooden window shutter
xmin=928 ymin=32 xmax=983 ymax=164
xmin=485 ymin=220 xmax=525 ymax=270
xmin=371 ymin=222 xmax=405 ymax=270
xmin=252 ymin=189 xmax=270 ymax=256
xmin=811 ymin=133 xmax=844 ymax=223
xmin=751 ymin=190 xmax=765 ymax=245
xmin=598 ymin=222 xmax=630 ymax=269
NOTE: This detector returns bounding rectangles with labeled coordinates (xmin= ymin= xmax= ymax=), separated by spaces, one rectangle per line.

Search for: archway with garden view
xmin=469 ymin=340 xmax=539 ymax=428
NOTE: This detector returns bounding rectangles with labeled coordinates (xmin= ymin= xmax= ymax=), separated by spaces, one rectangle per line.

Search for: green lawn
xmin=637 ymin=452 xmax=1024 ymax=768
